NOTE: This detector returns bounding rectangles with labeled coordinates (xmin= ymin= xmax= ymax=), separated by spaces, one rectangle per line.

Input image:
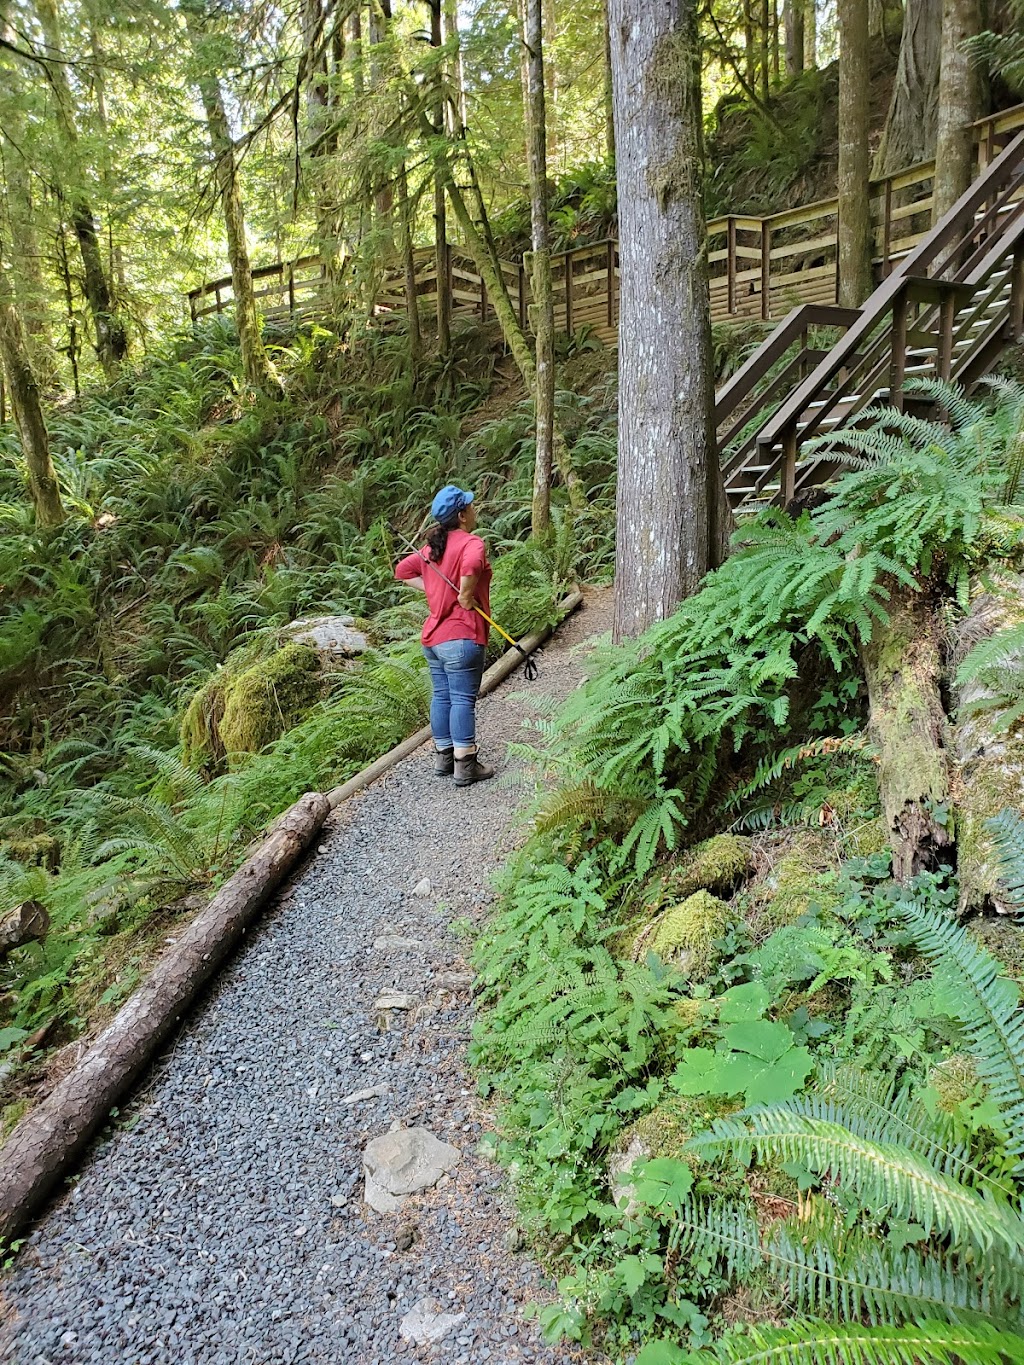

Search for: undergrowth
xmin=473 ymin=380 xmax=1024 ymax=1363
xmin=0 ymin=314 xmax=617 ymax=1099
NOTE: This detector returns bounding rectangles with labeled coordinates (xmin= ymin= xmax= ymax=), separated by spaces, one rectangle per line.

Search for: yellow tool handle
xmin=471 ymin=605 xmax=517 ymax=650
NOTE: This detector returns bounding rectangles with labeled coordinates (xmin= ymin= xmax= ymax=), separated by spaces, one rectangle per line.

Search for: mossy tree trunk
xmin=838 ymin=0 xmax=873 ymax=307
xmin=950 ymin=575 xmax=1024 ymax=914
xmin=434 ymin=142 xmax=583 ymax=512
xmin=519 ymin=0 xmax=555 ymax=537
xmin=0 ymin=255 xmax=65 ymax=528
xmin=873 ymin=0 xmax=942 ymax=176
xmin=34 ymin=0 xmax=128 ymax=378
xmin=861 ymin=593 xmax=953 ymax=881
xmin=933 ymin=0 xmax=984 ymax=222
xmin=186 ymin=9 xmax=281 ymax=397
xmin=607 ymin=0 xmax=733 ymax=641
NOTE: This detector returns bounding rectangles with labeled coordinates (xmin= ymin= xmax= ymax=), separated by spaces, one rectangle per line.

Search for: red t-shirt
xmin=395 ymin=529 xmax=492 ymax=647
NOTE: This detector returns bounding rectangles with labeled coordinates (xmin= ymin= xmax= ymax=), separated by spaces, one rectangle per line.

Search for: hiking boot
xmin=434 ymin=747 xmax=455 ymax=777
xmin=454 ymin=752 xmax=495 ymax=787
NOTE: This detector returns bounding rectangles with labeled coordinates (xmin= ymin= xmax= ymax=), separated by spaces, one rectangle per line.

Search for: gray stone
xmin=339 ymin=1085 xmax=389 ymax=1106
xmin=283 ymin=615 xmax=368 ymax=658
xmin=363 ymin=1172 xmax=403 ymax=1215
xmin=362 ymin=1126 xmax=461 ymax=1201
xmin=374 ymin=990 xmax=414 ymax=1011
xmin=372 ymin=936 xmax=426 ymax=952
xmin=398 ymin=1297 xmax=466 ymax=1346
xmin=412 ymin=878 xmax=432 ymax=898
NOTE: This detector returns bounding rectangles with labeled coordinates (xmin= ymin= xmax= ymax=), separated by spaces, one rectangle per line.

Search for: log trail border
xmin=0 ymin=589 xmax=583 ymax=1244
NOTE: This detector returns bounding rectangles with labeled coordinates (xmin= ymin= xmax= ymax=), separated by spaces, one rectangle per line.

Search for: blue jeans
xmin=423 ymin=638 xmax=486 ymax=750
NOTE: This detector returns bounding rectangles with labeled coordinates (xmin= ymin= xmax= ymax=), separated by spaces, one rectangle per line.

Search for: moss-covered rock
xmin=630 ymin=890 xmax=738 ymax=977
xmin=969 ymin=919 xmax=1024 ymax=985
xmin=181 ymin=641 xmax=323 ymax=766
xmin=927 ymin=1054 xmax=980 ymax=1112
xmin=841 ymin=815 xmax=890 ymax=860
xmin=644 ymin=835 xmax=753 ymax=911
xmin=607 ymin=1094 xmax=737 ymax=1214
xmin=747 ymin=831 xmax=840 ymax=939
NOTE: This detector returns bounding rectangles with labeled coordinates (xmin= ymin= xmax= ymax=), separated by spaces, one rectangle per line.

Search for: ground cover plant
xmin=472 ymin=380 xmax=1024 ymax=1363
xmin=0 ymin=313 xmax=618 ymax=1127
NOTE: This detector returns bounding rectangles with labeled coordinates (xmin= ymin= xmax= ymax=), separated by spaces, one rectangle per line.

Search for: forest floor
xmin=0 ymin=588 xmax=612 ymax=1365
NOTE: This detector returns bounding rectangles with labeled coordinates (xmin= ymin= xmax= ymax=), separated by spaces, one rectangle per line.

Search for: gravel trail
xmin=0 ymin=589 xmax=613 ymax=1365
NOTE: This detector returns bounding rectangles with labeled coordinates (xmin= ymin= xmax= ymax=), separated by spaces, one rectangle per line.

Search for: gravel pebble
xmin=0 ymin=591 xmax=613 ymax=1365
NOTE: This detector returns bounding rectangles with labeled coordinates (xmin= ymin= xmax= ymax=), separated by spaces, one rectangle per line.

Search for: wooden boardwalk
xmin=188 ymin=103 xmax=1024 ymax=345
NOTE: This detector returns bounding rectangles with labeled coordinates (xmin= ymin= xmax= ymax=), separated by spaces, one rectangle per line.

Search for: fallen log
xmin=950 ymin=573 xmax=1024 ymax=915
xmin=861 ymin=592 xmax=953 ymax=882
xmin=0 ymin=900 xmax=49 ymax=957
xmin=0 ymin=791 xmax=331 ymax=1244
xmin=0 ymin=591 xmax=585 ymax=1242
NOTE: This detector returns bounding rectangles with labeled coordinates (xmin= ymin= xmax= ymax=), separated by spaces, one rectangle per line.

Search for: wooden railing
xmin=186 ymin=103 xmax=1024 ymax=340
xmin=723 ymin=125 xmax=1024 ymax=505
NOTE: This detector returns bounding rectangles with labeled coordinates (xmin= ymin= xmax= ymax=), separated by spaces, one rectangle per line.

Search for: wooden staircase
xmin=716 ymin=128 xmax=1024 ymax=511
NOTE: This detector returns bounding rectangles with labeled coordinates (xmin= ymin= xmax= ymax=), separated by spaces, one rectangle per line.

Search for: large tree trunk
xmin=607 ymin=0 xmax=732 ymax=642
xmin=0 ymin=255 xmax=64 ymax=527
xmin=602 ymin=0 xmax=615 ymax=160
xmin=785 ymin=0 xmax=805 ymax=74
xmin=187 ymin=15 xmax=281 ymax=396
xmin=804 ymin=0 xmax=817 ymax=65
xmin=428 ymin=0 xmax=451 ymax=351
xmin=862 ymin=594 xmax=953 ymax=881
xmin=33 ymin=0 xmax=127 ymax=378
xmin=0 ymin=792 xmax=331 ymax=1243
xmin=933 ymin=0 xmax=984 ymax=222
xmin=873 ymin=0 xmax=942 ymax=176
xmin=397 ymin=163 xmax=423 ymax=369
xmin=951 ymin=576 xmax=1024 ymax=915
xmin=520 ymin=0 xmax=556 ymax=537
xmin=838 ymin=0 xmax=873 ymax=306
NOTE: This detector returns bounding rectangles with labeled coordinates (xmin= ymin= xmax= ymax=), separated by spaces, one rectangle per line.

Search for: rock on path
xmin=0 ymin=590 xmax=612 ymax=1365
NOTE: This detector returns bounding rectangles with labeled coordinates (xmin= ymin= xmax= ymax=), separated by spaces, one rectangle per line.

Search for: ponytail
xmin=426 ymin=515 xmax=459 ymax=562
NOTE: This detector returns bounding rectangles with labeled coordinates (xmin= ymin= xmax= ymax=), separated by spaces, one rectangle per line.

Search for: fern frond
xmin=987 ymin=809 xmax=1024 ymax=912
xmin=688 ymin=1110 xmax=1024 ymax=1257
xmin=682 ymin=1317 xmax=1024 ymax=1365
xmin=900 ymin=901 xmax=1024 ymax=1158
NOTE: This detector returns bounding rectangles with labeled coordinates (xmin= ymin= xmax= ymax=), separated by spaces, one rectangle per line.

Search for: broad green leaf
xmin=722 ymin=1019 xmax=793 ymax=1062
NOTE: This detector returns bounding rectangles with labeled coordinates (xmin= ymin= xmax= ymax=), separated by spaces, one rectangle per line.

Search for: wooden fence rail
xmin=186 ymin=103 xmax=1024 ymax=340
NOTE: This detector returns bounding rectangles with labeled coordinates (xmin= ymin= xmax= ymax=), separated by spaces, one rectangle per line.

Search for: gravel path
xmin=0 ymin=589 xmax=613 ymax=1365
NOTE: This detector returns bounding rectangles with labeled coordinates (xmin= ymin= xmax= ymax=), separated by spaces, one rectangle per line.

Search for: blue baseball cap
xmin=431 ymin=485 xmax=474 ymax=524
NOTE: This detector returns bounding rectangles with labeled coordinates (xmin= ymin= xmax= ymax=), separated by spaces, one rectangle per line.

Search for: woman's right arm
xmin=395 ymin=552 xmax=426 ymax=591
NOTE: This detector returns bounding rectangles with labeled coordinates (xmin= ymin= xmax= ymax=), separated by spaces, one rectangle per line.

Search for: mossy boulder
xmin=608 ymin=1095 xmax=737 ymax=1215
xmin=927 ymin=1054 xmax=980 ymax=1112
xmin=969 ymin=918 xmax=1024 ymax=985
xmin=630 ymin=890 xmax=738 ymax=977
xmin=841 ymin=815 xmax=890 ymax=861
xmin=643 ymin=835 xmax=753 ymax=912
xmin=747 ymin=831 xmax=840 ymax=939
xmin=181 ymin=641 xmax=323 ymax=767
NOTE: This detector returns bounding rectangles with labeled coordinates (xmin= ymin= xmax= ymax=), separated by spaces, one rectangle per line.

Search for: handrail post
xmin=481 ymin=272 xmax=487 ymax=321
xmin=883 ymin=178 xmax=893 ymax=277
xmin=519 ymin=261 xmax=526 ymax=330
xmin=215 ymin=285 xmax=223 ymax=314
xmin=937 ymin=291 xmax=956 ymax=379
xmin=566 ymin=249 xmax=574 ymax=335
xmin=890 ymin=289 xmax=909 ymax=410
xmin=287 ymin=262 xmax=295 ymax=315
xmin=781 ymin=424 xmax=797 ymax=504
xmin=727 ymin=216 xmax=737 ymax=316
xmin=760 ymin=220 xmax=771 ymax=321
xmin=1011 ymin=244 xmax=1024 ymax=338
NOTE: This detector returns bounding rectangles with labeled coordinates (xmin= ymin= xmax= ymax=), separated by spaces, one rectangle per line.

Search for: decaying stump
xmin=951 ymin=574 xmax=1024 ymax=915
xmin=0 ymin=901 xmax=49 ymax=957
xmin=0 ymin=791 xmax=330 ymax=1244
xmin=861 ymin=593 xmax=953 ymax=881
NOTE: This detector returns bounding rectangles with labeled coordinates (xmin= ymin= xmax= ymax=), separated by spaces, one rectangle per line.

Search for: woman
xmin=394 ymin=485 xmax=495 ymax=787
